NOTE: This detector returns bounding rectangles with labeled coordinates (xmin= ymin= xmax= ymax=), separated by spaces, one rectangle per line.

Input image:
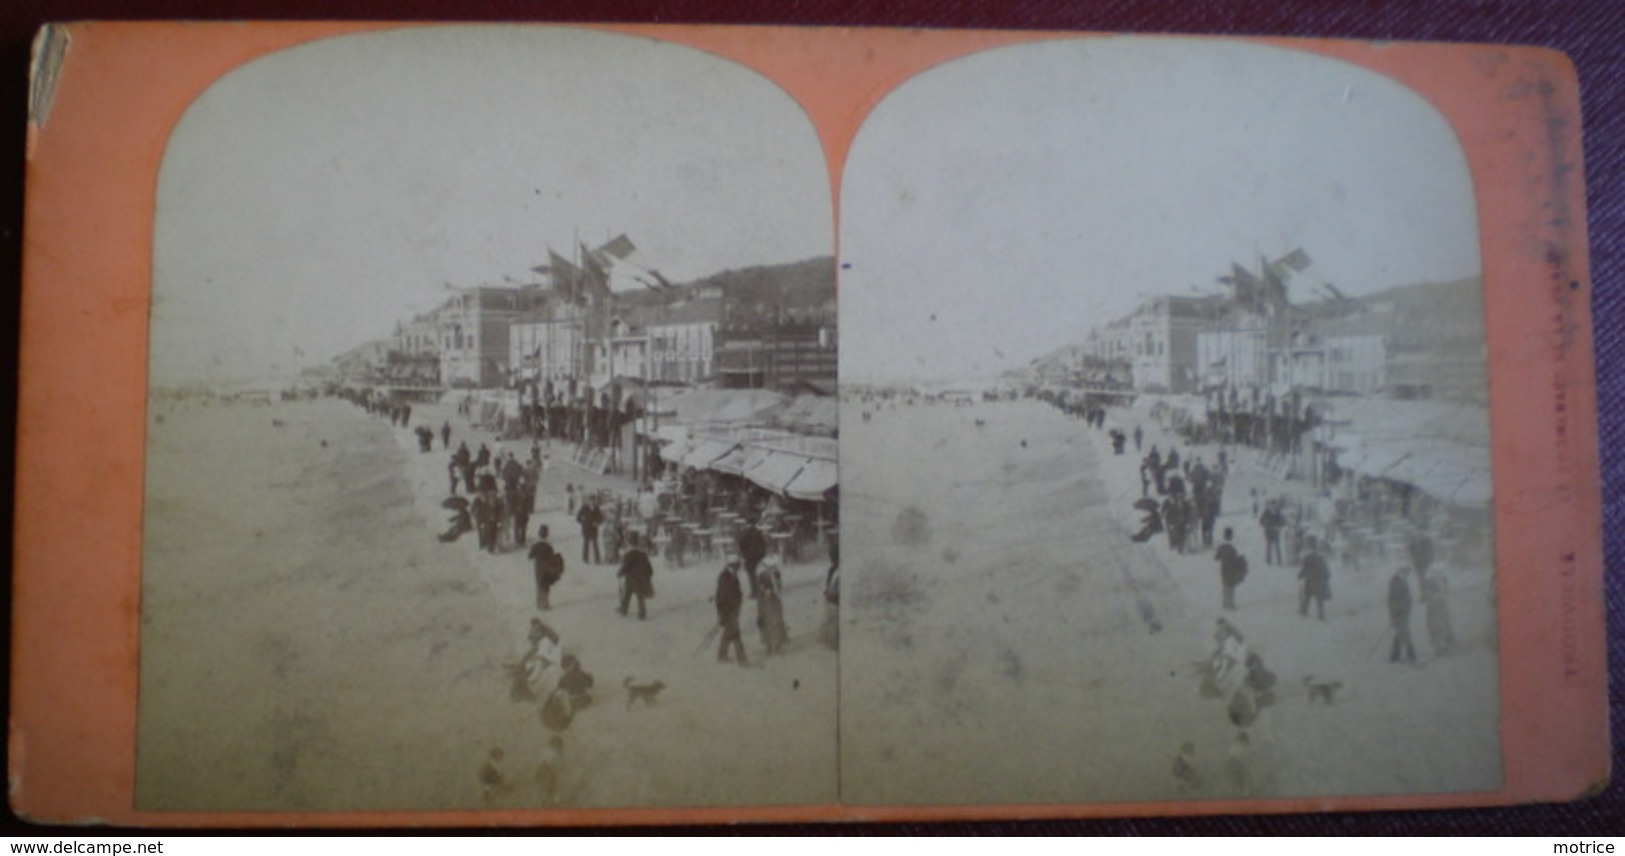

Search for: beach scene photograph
xmin=136 ymin=26 xmax=839 ymax=812
xmin=837 ymin=38 xmax=1500 ymax=806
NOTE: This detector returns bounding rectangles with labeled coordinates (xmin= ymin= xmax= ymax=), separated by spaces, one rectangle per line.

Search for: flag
xmin=548 ymin=250 xmax=581 ymax=303
xmin=605 ymin=254 xmax=667 ymax=293
xmin=1276 ymin=247 xmax=1311 ymax=272
xmin=579 ymin=242 xmax=609 ymax=300
xmin=597 ymin=233 xmax=636 ymax=260
xmin=1228 ymin=262 xmax=1261 ymax=306
xmin=1260 ymin=255 xmax=1289 ymax=309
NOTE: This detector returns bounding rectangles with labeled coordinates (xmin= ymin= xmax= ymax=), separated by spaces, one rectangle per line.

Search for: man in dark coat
xmin=1389 ymin=567 xmax=1418 ymax=663
xmin=577 ymin=499 xmax=603 ymax=564
xmin=1163 ymin=494 xmax=1188 ymax=554
xmin=455 ymin=442 xmax=475 ymax=494
xmin=1259 ymin=502 xmax=1286 ymax=566
xmin=441 ymin=420 xmax=452 ymax=449
xmin=506 ymin=467 xmax=530 ymax=548
xmin=1407 ymin=527 xmax=1436 ymax=579
xmin=557 ymin=654 xmax=595 ymax=712
xmin=1214 ymin=528 xmax=1248 ymax=611
xmin=1195 ymin=486 xmax=1219 ymax=549
xmin=1297 ymin=536 xmax=1331 ymax=620
xmin=1146 ymin=447 xmax=1166 ymax=494
xmin=737 ymin=519 xmax=769 ymax=596
xmin=617 ymin=532 xmax=655 ymax=620
xmin=1189 ymin=459 xmax=1211 ymax=500
xmin=502 ymin=453 xmax=524 ymax=495
xmin=715 ymin=561 xmax=748 ymax=665
xmin=473 ymin=488 xmax=503 ymax=554
xmin=528 ymin=526 xmax=562 ymax=611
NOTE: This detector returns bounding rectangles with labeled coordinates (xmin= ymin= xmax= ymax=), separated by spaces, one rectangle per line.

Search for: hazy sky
xmin=839 ymin=38 xmax=1482 ymax=384
xmin=152 ymin=26 xmax=832 ymax=384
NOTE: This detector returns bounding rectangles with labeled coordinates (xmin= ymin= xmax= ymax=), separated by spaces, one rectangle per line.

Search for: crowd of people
xmin=344 ymin=388 xmax=847 ymax=805
xmin=1032 ymin=382 xmax=1472 ymax=797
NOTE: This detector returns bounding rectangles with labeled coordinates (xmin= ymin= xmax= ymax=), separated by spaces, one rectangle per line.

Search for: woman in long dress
xmin=1423 ymin=570 xmax=1455 ymax=655
xmin=756 ymin=560 xmax=789 ymax=655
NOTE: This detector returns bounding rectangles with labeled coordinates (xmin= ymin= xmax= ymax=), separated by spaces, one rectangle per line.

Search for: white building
xmin=509 ymin=309 xmax=587 ymax=384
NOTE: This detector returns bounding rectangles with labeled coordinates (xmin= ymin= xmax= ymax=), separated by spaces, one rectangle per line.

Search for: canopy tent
xmin=709 ymin=446 xmax=753 ymax=476
xmin=682 ymin=438 xmax=736 ymax=470
xmin=1332 ymin=434 xmax=1491 ymax=509
xmin=784 ymin=458 xmax=838 ymax=501
xmin=652 ymin=425 xmax=688 ymax=447
xmin=1337 ymin=443 xmax=1409 ymax=478
xmin=661 ymin=388 xmax=786 ymax=425
xmin=770 ymin=394 xmax=838 ymax=433
xmin=745 ymin=450 xmax=811 ymax=494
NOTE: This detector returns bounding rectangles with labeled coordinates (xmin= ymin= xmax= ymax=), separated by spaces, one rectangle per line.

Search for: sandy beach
xmin=136 ymin=396 xmax=837 ymax=812
xmin=839 ymin=396 xmax=1500 ymax=806
xmin=133 ymin=391 xmax=1498 ymax=813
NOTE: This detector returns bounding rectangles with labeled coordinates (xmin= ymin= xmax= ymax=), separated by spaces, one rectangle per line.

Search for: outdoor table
xmin=769 ymin=531 xmax=793 ymax=563
xmin=782 ymin=514 xmax=805 ymax=554
xmin=692 ymin=528 xmax=715 ymax=558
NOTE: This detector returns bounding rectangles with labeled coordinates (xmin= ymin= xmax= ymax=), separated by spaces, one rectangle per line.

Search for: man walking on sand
xmin=577 ymin=498 xmax=603 ymax=565
xmin=737 ymin=517 xmax=768 ymax=596
xmin=617 ymin=532 xmax=655 ymax=621
xmin=715 ymin=560 xmax=748 ymax=666
xmin=1389 ymin=567 xmax=1419 ymax=664
xmin=528 ymin=525 xmax=563 ymax=611
xmin=1297 ymin=535 xmax=1331 ymax=621
xmin=1259 ymin=502 xmax=1286 ymax=566
xmin=1215 ymin=528 xmax=1248 ymax=611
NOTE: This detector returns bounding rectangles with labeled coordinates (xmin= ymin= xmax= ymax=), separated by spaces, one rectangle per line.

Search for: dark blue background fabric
xmin=0 ymin=0 xmax=1617 ymax=836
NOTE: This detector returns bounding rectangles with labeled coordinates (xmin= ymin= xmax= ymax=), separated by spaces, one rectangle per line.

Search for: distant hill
xmin=685 ymin=257 xmax=836 ymax=311
xmin=612 ymin=256 xmax=835 ymax=318
xmin=1321 ymin=276 xmax=1485 ymax=351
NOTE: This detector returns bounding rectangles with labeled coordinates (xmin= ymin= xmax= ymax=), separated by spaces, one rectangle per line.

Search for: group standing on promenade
xmin=1028 ymin=384 xmax=1468 ymax=796
xmin=335 ymin=386 xmax=839 ymax=806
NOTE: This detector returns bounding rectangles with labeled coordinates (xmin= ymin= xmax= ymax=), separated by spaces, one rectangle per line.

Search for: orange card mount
xmin=12 ymin=22 xmax=1605 ymax=826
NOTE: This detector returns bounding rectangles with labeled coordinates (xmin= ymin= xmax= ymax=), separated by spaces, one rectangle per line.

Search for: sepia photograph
xmin=838 ymin=38 xmax=1500 ymax=806
xmin=136 ymin=26 xmax=839 ymax=811
xmin=9 ymin=15 xmax=1609 ymax=828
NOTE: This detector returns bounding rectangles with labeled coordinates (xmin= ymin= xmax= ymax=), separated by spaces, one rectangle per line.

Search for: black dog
xmin=1303 ymin=676 xmax=1343 ymax=704
xmin=623 ymin=677 xmax=666 ymax=709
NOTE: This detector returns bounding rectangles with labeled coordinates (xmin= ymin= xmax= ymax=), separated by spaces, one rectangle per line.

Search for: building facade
xmin=1123 ymin=296 xmax=1226 ymax=392
xmin=714 ymin=321 xmax=836 ymax=391
xmin=387 ymin=313 xmax=442 ymax=387
xmin=439 ymin=287 xmax=549 ymax=388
